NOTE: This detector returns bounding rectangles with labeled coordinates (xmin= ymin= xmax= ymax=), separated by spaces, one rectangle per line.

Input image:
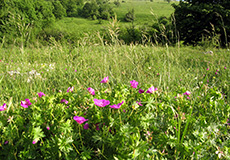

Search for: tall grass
xmin=0 ymin=40 xmax=229 ymax=104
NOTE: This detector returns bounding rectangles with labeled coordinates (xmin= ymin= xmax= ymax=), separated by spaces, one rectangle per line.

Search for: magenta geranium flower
xmin=87 ymin=87 xmax=95 ymax=95
xmin=73 ymin=116 xmax=88 ymax=124
xmin=67 ymin=87 xmax=74 ymax=92
xmin=93 ymin=99 xmax=110 ymax=107
xmin=130 ymin=80 xmax=138 ymax=88
xmin=136 ymin=101 xmax=143 ymax=106
xmin=110 ymin=101 xmax=124 ymax=109
xmin=139 ymin=89 xmax=144 ymax=94
xmin=21 ymin=99 xmax=31 ymax=108
xmin=61 ymin=99 xmax=68 ymax=104
xmin=38 ymin=92 xmax=45 ymax=98
xmin=83 ymin=123 xmax=89 ymax=130
xmin=183 ymin=91 xmax=191 ymax=96
xmin=101 ymin=76 xmax=109 ymax=83
xmin=146 ymin=86 xmax=158 ymax=94
xmin=0 ymin=103 xmax=7 ymax=111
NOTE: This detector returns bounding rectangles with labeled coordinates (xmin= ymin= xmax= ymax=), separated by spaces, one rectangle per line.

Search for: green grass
xmin=113 ymin=1 xmax=176 ymax=24
xmin=1 ymin=43 xmax=229 ymax=103
xmin=46 ymin=1 xmax=176 ymax=41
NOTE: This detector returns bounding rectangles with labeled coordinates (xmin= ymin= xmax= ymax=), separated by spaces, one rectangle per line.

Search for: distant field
xmin=47 ymin=1 xmax=177 ymax=39
xmin=113 ymin=1 xmax=176 ymax=24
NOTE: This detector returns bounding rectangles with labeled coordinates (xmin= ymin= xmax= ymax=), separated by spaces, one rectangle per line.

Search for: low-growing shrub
xmin=0 ymin=74 xmax=229 ymax=159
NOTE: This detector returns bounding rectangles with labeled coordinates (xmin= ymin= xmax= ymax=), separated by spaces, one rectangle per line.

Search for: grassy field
xmin=1 ymin=43 xmax=229 ymax=102
xmin=0 ymin=43 xmax=229 ymax=159
xmin=46 ymin=1 xmax=176 ymax=41
xmin=0 ymin=1 xmax=229 ymax=159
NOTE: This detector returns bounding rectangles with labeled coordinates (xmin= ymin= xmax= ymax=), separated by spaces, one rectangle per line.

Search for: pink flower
xmin=67 ymin=87 xmax=74 ymax=92
xmin=130 ymin=80 xmax=138 ymax=88
xmin=138 ymin=89 xmax=144 ymax=94
xmin=73 ymin=116 xmax=88 ymax=124
xmin=215 ymin=72 xmax=217 ymax=75
xmin=61 ymin=99 xmax=68 ymax=104
xmin=32 ymin=140 xmax=37 ymax=144
xmin=21 ymin=99 xmax=31 ymax=108
xmin=224 ymin=67 xmax=226 ymax=69
xmin=146 ymin=86 xmax=158 ymax=93
xmin=95 ymin=123 xmax=100 ymax=130
xmin=87 ymin=87 xmax=95 ymax=95
xmin=207 ymin=68 xmax=209 ymax=71
xmin=4 ymin=141 xmax=8 ymax=145
xmin=183 ymin=91 xmax=191 ymax=96
xmin=83 ymin=123 xmax=89 ymax=130
xmin=136 ymin=101 xmax=143 ymax=106
xmin=74 ymin=70 xmax=77 ymax=72
xmin=93 ymin=99 xmax=110 ymax=107
xmin=110 ymin=101 xmax=124 ymax=109
xmin=46 ymin=127 xmax=50 ymax=130
xmin=101 ymin=76 xmax=109 ymax=83
xmin=38 ymin=92 xmax=45 ymax=98
xmin=0 ymin=103 xmax=7 ymax=111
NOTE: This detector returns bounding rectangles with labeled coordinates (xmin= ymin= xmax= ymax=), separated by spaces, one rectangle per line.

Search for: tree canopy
xmin=172 ymin=0 xmax=230 ymax=46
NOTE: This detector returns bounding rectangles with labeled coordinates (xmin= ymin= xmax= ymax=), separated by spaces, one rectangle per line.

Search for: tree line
xmin=0 ymin=0 xmax=229 ymax=47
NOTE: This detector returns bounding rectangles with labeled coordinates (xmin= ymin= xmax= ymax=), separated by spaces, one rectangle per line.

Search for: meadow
xmin=0 ymin=0 xmax=230 ymax=159
xmin=0 ymin=41 xmax=230 ymax=159
xmin=44 ymin=0 xmax=176 ymax=42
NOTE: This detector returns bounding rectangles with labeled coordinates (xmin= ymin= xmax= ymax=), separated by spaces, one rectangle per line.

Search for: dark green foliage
xmin=80 ymin=0 xmax=115 ymax=20
xmin=52 ymin=1 xmax=67 ymax=19
xmin=114 ymin=0 xmax=121 ymax=7
xmin=172 ymin=0 xmax=230 ymax=46
xmin=0 ymin=0 xmax=55 ymax=46
xmin=124 ymin=8 xmax=135 ymax=22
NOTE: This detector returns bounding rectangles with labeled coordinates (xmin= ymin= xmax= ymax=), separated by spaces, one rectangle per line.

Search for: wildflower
xmin=87 ymin=87 xmax=95 ymax=95
xmin=0 ymin=103 xmax=7 ymax=111
xmin=207 ymin=68 xmax=209 ymax=71
xmin=75 ymin=70 xmax=77 ymax=72
xmin=101 ymin=76 xmax=109 ymax=83
xmin=224 ymin=67 xmax=226 ymax=69
xmin=32 ymin=140 xmax=37 ymax=144
xmin=83 ymin=123 xmax=89 ymax=130
xmin=73 ymin=116 xmax=88 ymax=124
xmin=146 ymin=86 xmax=158 ymax=93
xmin=136 ymin=101 xmax=143 ymax=106
xmin=93 ymin=99 xmax=110 ymax=107
xmin=21 ymin=99 xmax=31 ymax=108
xmin=61 ymin=99 xmax=68 ymax=104
xmin=38 ymin=92 xmax=45 ymax=98
xmin=110 ymin=101 xmax=124 ymax=109
xmin=4 ymin=141 xmax=8 ymax=145
xmin=95 ymin=123 xmax=100 ymax=130
xmin=67 ymin=87 xmax=74 ymax=93
xmin=138 ymin=89 xmax=144 ymax=94
xmin=216 ymin=69 xmax=219 ymax=72
xmin=183 ymin=91 xmax=191 ymax=96
xmin=130 ymin=80 xmax=138 ymax=88
xmin=187 ymin=97 xmax=190 ymax=100
xmin=46 ymin=127 xmax=50 ymax=130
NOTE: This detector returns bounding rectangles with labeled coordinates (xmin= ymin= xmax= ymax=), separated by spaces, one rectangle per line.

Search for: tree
xmin=52 ymin=1 xmax=66 ymax=19
xmin=172 ymin=0 xmax=230 ymax=46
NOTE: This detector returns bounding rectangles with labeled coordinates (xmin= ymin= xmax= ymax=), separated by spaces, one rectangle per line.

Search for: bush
xmin=172 ymin=0 xmax=230 ymax=47
xmin=124 ymin=8 xmax=135 ymax=22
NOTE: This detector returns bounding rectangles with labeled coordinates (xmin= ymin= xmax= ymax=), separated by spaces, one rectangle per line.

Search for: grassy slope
xmin=0 ymin=44 xmax=229 ymax=103
xmin=46 ymin=1 xmax=176 ymax=39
